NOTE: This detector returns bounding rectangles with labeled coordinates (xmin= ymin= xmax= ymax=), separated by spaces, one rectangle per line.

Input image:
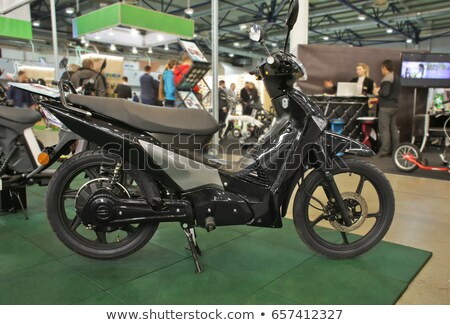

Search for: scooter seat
xmin=67 ymin=94 xmax=220 ymax=136
xmin=0 ymin=107 xmax=41 ymax=124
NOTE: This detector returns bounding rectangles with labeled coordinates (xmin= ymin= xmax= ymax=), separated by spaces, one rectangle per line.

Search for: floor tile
xmin=0 ymin=260 xmax=102 ymax=304
xmin=0 ymin=211 xmax=51 ymax=237
xmin=0 ymin=235 xmax=54 ymax=275
xmin=239 ymin=289 xmax=298 ymax=305
xmin=265 ymin=256 xmax=408 ymax=305
xmin=59 ymin=244 xmax=186 ymax=290
xmin=26 ymin=231 xmax=75 ymax=259
xmin=202 ymin=236 xmax=313 ymax=287
xmin=76 ymin=292 xmax=125 ymax=305
xmin=343 ymin=241 xmax=432 ymax=283
xmin=108 ymin=259 xmax=258 ymax=305
xmin=151 ymin=225 xmax=244 ymax=257
xmin=0 ymin=223 xmax=16 ymax=241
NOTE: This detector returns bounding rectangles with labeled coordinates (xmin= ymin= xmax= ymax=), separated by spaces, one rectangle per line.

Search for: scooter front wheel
xmin=293 ymin=159 xmax=395 ymax=259
xmin=393 ymin=143 xmax=421 ymax=173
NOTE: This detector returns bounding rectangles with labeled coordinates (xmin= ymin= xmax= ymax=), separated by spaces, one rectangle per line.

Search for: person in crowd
xmin=219 ymin=80 xmax=229 ymax=123
xmin=174 ymin=53 xmax=200 ymax=94
xmin=6 ymin=71 xmax=34 ymax=108
xmin=154 ymin=74 xmax=163 ymax=106
xmin=140 ymin=65 xmax=156 ymax=105
xmin=228 ymin=82 xmax=238 ymax=114
xmin=70 ymin=59 xmax=106 ymax=96
xmin=114 ymin=76 xmax=132 ymax=99
xmin=240 ymin=82 xmax=252 ymax=115
xmin=374 ymin=60 xmax=401 ymax=158
xmin=132 ymin=92 xmax=139 ymax=103
xmin=61 ymin=64 xmax=79 ymax=81
xmin=350 ymin=63 xmax=374 ymax=95
xmin=323 ymin=79 xmax=337 ymax=95
xmin=161 ymin=59 xmax=177 ymax=107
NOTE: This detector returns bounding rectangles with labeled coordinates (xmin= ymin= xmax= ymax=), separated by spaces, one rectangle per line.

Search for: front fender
xmin=323 ymin=131 xmax=374 ymax=157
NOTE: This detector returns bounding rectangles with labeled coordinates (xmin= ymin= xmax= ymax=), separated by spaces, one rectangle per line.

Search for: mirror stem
xmin=284 ymin=29 xmax=291 ymax=53
xmin=260 ymin=40 xmax=271 ymax=56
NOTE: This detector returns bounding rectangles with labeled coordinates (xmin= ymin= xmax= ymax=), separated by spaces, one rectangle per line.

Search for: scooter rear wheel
xmin=393 ymin=143 xmax=421 ymax=173
xmin=46 ymin=150 xmax=159 ymax=260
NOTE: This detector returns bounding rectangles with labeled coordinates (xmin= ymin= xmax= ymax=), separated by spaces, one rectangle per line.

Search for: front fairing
xmin=323 ymin=131 xmax=374 ymax=157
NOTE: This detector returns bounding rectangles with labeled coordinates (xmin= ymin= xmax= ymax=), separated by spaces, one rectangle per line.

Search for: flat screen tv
xmin=400 ymin=52 xmax=450 ymax=88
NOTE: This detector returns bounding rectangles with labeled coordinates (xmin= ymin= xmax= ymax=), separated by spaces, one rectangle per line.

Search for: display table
xmin=308 ymin=95 xmax=371 ymax=139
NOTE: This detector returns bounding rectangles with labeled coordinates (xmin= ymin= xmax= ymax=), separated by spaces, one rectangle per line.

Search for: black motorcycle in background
xmin=11 ymin=0 xmax=395 ymax=273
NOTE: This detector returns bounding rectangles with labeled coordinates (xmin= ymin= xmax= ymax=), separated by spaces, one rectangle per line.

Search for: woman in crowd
xmin=161 ymin=59 xmax=177 ymax=107
xmin=350 ymin=62 xmax=374 ymax=96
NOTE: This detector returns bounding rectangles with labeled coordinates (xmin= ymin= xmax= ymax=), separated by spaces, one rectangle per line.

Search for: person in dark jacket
xmin=240 ymin=82 xmax=259 ymax=116
xmin=60 ymin=64 xmax=80 ymax=81
xmin=6 ymin=71 xmax=34 ymax=108
xmin=350 ymin=63 xmax=374 ymax=96
xmin=132 ymin=92 xmax=139 ymax=102
xmin=374 ymin=60 xmax=401 ymax=157
xmin=70 ymin=59 xmax=106 ymax=96
xmin=114 ymin=76 xmax=132 ymax=99
xmin=140 ymin=65 xmax=156 ymax=105
xmin=218 ymin=80 xmax=229 ymax=123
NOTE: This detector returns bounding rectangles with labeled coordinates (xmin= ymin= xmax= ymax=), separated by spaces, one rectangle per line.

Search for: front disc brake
xmin=329 ymin=192 xmax=368 ymax=233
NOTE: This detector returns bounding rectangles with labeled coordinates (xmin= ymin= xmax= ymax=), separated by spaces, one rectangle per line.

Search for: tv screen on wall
xmin=401 ymin=52 xmax=450 ymax=88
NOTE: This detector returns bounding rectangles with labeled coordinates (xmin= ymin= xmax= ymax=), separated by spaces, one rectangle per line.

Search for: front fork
xmin=323 ymin=171 xmax=352 ymax=226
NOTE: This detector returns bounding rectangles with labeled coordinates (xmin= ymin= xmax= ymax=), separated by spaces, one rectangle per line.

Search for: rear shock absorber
xmin=107 ymin=162 xmax=123 ymax=189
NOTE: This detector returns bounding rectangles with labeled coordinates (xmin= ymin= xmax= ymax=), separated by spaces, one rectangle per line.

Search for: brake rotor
xmin=329 ymin=192 xmax=368 ymax=233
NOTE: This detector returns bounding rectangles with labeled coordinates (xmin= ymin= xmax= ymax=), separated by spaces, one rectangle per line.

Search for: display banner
xmin=0 ymin=1 xmax=32 ymax=40
xmin=0 ymin=305 xmax=449 ymax=324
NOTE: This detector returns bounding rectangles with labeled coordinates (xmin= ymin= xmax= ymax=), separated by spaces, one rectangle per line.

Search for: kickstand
xmin=9 ymin=190 xmax=28 ymax=220
xmin=182 ymin=227 xmax=203 ymax=273
xmin=184 ymin=228 xmax=202 ymax=256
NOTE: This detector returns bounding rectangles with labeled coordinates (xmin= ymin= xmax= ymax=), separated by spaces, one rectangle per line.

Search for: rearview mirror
xmin=249 ymin=24 xmax=264 ymax=42
xmin=286 ymin=0 xmax=299 ymax=30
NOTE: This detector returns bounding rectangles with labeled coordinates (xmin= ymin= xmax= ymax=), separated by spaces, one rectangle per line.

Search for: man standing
xmin=140 ymin=65 xmax=155 ymax=105
xmin=7 ymin=71 xmax=34 ymax=108
xmin=228 ymin=82 xmax=238 ymax=114
xmin=70 ymin=59 xmax=106 ymax=96
xmin=114 ymin=76 xmax=132 ymax=99
xmin=374 ymin=60 xmax=401 ymax=157
xmin=218 ymin=80 xmax=229 ymax=124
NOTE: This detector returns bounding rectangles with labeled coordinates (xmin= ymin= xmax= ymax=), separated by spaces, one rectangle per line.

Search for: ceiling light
xmin=193 ymin=33 xmax=198 ymax=38
xmin=80 ymin=36 xmax=86 ymax=44
xmin=323 ymin=35 xmax=329 ymax=41
xmin=131 ymin=28 xmax=138 ymax=36
xmin=157 ymin=34 xmax=165 ymax=41
xmin=148 ymin=47 xmax=153 ymax=54
xmin=184 ymin=7 xmax=194 ymax=16
xmin=65 ymin=7 xmax=75 ymax=15
xmin=272 ymin=42 xmax=277 ymax=47
xmin=386 ymin=28 xmax=393 ymax=34
xmin=85 ymin=40 xmax=89 ymax=47
xmin=240 ymin=24 xmax=247 ymax=30
xmin=229 ymin=53 xmax=235 ymax=58
xmin=358 ymin=14 xmax=366 ymax=21
xmin=406 ymin=38 xmax=413 ymax=44
xmin=110 ymin=43 xmax=116 ymax=51
xmin=132 ymin=47 xmax=138 ymax=54
xmin=164 ymin=44 xmax=169 ymax=51
xmin=32 ymin=20 xmax=40 ymax=27
xmin=108 ymin=29 xmax=114 ymax=36
xmin=95 ymin=34 xmax=100 ymax=40
xmin=233 ymin=42 xmax=240 ymax=47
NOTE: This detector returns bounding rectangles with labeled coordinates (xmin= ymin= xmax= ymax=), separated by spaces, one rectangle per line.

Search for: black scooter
xmin=13 ymin=0 xmax=394 ymax=273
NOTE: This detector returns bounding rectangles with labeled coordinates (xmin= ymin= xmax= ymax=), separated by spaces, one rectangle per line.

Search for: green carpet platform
xmin=0 ymin=186 xmax=431 ymax=305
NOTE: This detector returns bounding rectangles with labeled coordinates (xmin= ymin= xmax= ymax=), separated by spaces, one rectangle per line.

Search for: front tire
xmin=46 ymin=150 xmax=159 ymax=260
xmin=293 ymin=159 xmax=395 ymax=259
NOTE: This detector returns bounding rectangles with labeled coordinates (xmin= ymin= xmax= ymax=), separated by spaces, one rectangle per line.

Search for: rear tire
xmin=46 ymin=150 xmax=159 ymax=260
xmin=393 ymin=143 xmax=421 ymax=173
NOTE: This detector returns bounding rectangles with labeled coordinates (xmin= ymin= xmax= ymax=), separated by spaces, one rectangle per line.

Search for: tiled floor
xmin=0 ymin=184 xmax=431 ymax=305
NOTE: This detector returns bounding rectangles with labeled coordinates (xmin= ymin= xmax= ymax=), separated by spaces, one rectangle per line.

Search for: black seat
xmin=67 ymin=94 xmax=220 ymax=136
xmin=0 ymin=106 xmax=41 ymax=124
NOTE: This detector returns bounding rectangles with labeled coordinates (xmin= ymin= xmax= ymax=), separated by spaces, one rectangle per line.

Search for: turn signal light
xmin=38 ymin=152 xmax=50 ymax=166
